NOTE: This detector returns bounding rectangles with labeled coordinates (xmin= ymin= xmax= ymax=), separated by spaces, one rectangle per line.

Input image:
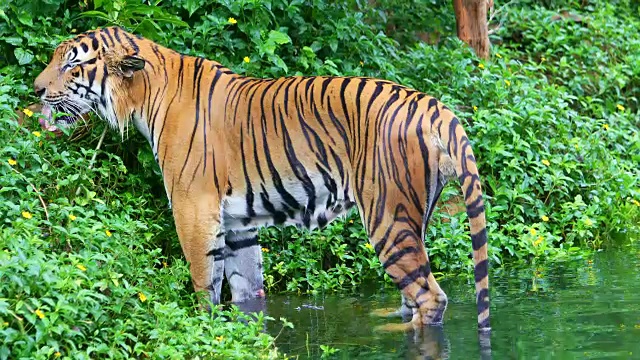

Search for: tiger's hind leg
xmin=363 ymin=189 xmax=448 ymax=331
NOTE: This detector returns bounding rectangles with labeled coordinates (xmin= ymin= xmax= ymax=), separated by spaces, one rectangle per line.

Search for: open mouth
xmin=39 ymin=104 xmax=82 ymax=132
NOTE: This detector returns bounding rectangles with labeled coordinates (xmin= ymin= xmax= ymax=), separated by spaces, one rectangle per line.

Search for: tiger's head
xmin=33 ymin=27 xmax=147 ymax=132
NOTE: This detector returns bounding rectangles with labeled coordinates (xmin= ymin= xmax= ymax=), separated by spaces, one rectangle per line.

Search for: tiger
xmin=33 ymin=26 xmax=491 ymax=332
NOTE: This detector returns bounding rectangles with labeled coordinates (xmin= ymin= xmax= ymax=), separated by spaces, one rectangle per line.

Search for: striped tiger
xmin=33 ymin=26 xmax=491 ymax=331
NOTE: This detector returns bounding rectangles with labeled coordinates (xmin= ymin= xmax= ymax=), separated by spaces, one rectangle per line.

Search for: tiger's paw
xmin=373 ymin=321 xmax=415 ymax=333
xmin=370 ymin=307 xmax=404 ymax=318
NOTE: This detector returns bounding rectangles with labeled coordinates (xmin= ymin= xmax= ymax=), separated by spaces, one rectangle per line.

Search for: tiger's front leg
xmin=171 ymin=192 xmax=226 ymax=308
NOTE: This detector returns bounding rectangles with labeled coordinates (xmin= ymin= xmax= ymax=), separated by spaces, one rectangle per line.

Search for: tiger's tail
xmin=436 ymin=109 xmax=491 ymax=332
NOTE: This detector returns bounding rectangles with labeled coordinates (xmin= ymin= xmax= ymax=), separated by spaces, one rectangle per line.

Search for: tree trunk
xmin=453 ymin=0 xmax=490 ymax=59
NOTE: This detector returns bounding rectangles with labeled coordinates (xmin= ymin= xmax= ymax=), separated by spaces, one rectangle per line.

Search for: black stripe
xmin=178 ymin=57 xmax=206 ymax=180
xmin=103 ymin=28 xmax=115 ymax=46
xmin=476 ymin=287 xmax=490 ymax=315
xmin=429 ymin=98 xmax=440 ymax=126
xmin=177 ymin=55 xmax=185 ymax=97
xmin=466 ymin=196 xmax=485 ymax=218
xmin=474 ymin=259 xmax=489 ymax=283
xmin=259 ymin=187 xmax=288 ymax=225
xmin=122 ymin=31 xmax=140 ymax=54
xmin=326 ymin=98 xmax=351 ymax=160
xmin=280 ymin=107 xmax=317 ymax=227
xmin=86 ymin=67 xmax=97 ymax=88
xmin=239 ymin=127 xmax=256 ymax=219
xmin=260 ymin=108 xmax=301 ymax=212
xmin=383 ymin=246 xmax=419 ymax=269
xmin=227 ymin=236 xmax=259 ymax=251
xmin=205 ymin=68 xmax=222 ymax=182
xmin=112 ymin=26 xmax=123 ymax=43
xmin=397 ymin=265 xmax=430 ymax=290
xmin=206 ymin=248 xmax=225 ymax=261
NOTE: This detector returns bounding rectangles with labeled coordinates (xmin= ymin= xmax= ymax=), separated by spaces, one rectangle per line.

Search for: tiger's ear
xmin=119 ymin=55 xmax=145 ymax=78
xmin=105 ymin=48 xmax=145 ymax=78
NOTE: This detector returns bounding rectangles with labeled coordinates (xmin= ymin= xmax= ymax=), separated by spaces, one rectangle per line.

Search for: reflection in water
xmin=405 ymin=326 xmax=451 ymax=360
xmin=260 ymin=244 xmax=640 ymax=359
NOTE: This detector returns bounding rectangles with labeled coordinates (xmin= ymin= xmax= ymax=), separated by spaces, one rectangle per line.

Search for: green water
xmin=264 ymin=244 xmax=640 ymax=359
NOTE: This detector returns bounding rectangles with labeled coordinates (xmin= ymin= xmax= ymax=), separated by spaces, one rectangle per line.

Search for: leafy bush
xmin=0 ymin=0 xmax=639 ymax=357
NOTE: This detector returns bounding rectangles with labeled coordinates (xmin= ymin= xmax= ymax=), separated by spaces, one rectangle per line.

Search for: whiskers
xmin=44 ymin=92 xmax=134 ymax=141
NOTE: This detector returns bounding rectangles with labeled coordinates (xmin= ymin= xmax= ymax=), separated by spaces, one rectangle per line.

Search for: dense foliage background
xmin=0 ymin=0 xmax=638 ymax=358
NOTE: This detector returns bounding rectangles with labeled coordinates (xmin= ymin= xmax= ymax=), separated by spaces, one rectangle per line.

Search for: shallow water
xmin=264 ymin=244 xmax=640 ymax=359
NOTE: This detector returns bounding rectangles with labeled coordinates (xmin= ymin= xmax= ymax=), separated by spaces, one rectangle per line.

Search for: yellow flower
xmin=261 ymin=247 xmax=269 ymax=253
xmin=473 ymin=106 xmax=478 ymax=112
xmin=584 ymin=218 xmax=593 ymax=227
xmin=243 ymin=56 xmax=250 ymax=63
xmin=541 ymin=56 xmax=546 ymax=62
xmin=69 ymin=214 xmax=77 ymax=221
xmin=365 ymin=243 xmax=374 ymax=250
xmin=22 ymin=108 xmax=34 ymax=117
xmin=495 ymin=53 xmax=502 ymax=58
xmin=32 ymin=131 xmax=41 ymax=138
xmin=603 ymin=124 xmax=609 ymax=131
xmin=162 ymin=261 xmax=168 ymax=268
xmin=138 ymin=292 xmax=147 ymax=302
xmin=216 ymin=335 xmax=224 ymax=341
xmin=76 ymin=264 xmax=87 ymax=271
xmin=541 ymin=215 xmax=549 ymax=222
xmin=616 ymin=104 xmax=625 ymax=111
xmin=54 ymin=352 xmax=61 ymax=358
xmin=529 ymin=228 xmax=537 ymax=236
xmin=22 ymin=211 xmax=32 ymax=219
xmin=541 ymin=159 xmax=550 ymax=166
xmin=504 ymin=79 xmax=511 ymax=87
xmin=632 ymin=199 xmax=640 ymax=207
xmin=478 ymin=63 xmax=485 ymax=69
xmin=105 ymin=230 xmax=112 ymax=237
xmin=533 ymin=236 xmax=544 ymax=247
xmin=8 ymin=159 xmax=17 ymax=166
xmin=35 ymin=309 xmax=45 ymax=319
xmin=71 ymin=28 xmax=77 ymax=33
xmin=228 ymin=17 xmax=237 ymax=24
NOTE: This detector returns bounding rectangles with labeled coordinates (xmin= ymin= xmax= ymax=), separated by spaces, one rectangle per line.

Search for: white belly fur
xmin=221 ymin=174 xmax=354 ymax=232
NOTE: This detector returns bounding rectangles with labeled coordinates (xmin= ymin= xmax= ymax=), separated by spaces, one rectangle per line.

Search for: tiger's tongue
xmin=39 ymin=105 xmax=59 ymax=132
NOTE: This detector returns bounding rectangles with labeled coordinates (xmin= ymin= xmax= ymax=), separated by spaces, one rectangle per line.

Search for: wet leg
xmin=224 ymin=229 xmax=266 ymax=303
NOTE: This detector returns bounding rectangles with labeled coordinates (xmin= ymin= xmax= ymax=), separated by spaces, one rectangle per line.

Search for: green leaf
xmin=75 ymin=10 xmax=112 ymax=22
xmin=3 ymin=37 xmax=23 ymax=46
xmin=272 ymin=55 xmax=288 ymax=73
xmin=16 ymin=11 xmax=33 ymax=27
xmin=14 ymin=48 xmax=34 ymax=65
xmin=0 ymin=9 xmax=10 ymax=23
xmin=183 ymin=0 xmax=200 ymax=17
xmin=267 ymin=30 xmax=291 ymax=45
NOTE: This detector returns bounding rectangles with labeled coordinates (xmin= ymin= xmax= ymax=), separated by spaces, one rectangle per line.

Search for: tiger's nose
xmin=34 ymin=85 xmax=45 ymax=97
xmin=33 ymin=76 xmax=48 ymax=98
